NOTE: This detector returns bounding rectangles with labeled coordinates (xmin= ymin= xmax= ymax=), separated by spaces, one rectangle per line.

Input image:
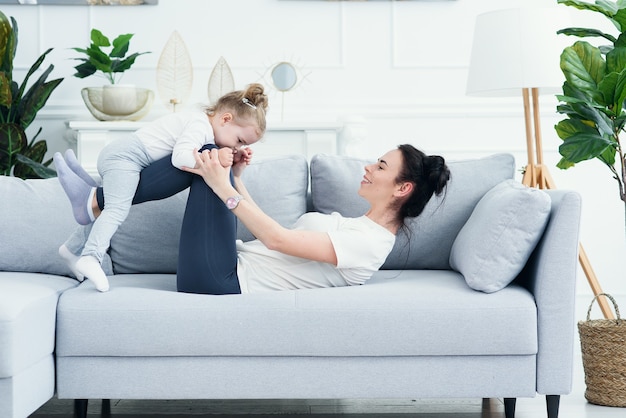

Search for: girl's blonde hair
xmin=204 ymin=83 xmax=269 ymax=137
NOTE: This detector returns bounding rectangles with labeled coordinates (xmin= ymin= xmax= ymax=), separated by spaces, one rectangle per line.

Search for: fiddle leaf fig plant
xmin=555 ymin=0 xmax=626 ymax=208
xmin=71 ymin=29 xmax=150 ymax=84
xmin=0 ymin=11 xmax=62 ymax=179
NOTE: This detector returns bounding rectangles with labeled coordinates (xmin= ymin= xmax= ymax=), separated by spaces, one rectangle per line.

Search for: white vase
xmin=81 ymin=87 xmax=154 ymax=121
xmin=102 ymin=84 xmax=138 ymax=116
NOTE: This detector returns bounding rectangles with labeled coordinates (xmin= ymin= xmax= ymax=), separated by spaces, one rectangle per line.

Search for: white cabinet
xmin=65 ymin=121 xmax=147 ymax=176
xmin=66 ymin=120 xmax=347 ymax=176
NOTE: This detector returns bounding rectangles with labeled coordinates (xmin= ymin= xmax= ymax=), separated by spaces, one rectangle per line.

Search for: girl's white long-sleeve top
xmin=134 ymin=110 xmax=214 ymax=169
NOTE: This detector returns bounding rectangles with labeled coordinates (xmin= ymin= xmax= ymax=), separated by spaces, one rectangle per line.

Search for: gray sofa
xmin=0 ymin=152 xmax=581 ymax=418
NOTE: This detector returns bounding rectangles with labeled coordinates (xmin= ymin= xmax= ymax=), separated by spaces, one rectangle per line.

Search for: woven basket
xmin=578 ymin=293 xmax=626 ymax=407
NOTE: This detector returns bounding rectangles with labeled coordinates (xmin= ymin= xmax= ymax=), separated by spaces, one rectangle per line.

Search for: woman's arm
xmin=232 ymin=175 xmax=260 ymax=210
xmin=185 ymin=148 xmax=338 ymax=265
xmin=230 ymin=147 xmax=261 ymax=210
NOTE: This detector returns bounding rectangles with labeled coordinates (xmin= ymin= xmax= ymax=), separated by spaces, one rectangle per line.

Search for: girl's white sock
xmin=58 ymin=245 xmax=85 ymax=282
xmin=75 ymin=256 xmax=110 ymax=292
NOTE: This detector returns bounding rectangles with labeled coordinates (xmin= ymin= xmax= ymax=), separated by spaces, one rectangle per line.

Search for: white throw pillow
xmin=449 ymin=180 xmax=551 ymax=293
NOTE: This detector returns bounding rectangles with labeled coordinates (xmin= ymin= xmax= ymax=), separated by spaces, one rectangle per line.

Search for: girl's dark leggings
xmin=96 ymin=144 xmax=241 ymax=295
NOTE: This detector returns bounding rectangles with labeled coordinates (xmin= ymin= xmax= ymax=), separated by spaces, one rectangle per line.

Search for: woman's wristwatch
xmin=226 ymin=195 xmax=244 ymax=210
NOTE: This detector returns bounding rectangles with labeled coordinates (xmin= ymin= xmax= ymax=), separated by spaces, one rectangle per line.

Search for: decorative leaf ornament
xmin=156 ymin=30 xmax=193 ymax=112
xmin=207 ymin=56 xmax=235 ymax=105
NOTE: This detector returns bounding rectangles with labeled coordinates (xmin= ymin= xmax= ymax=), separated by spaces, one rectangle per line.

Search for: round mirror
xmin=271 ymin=62 xmax=298 ymax=92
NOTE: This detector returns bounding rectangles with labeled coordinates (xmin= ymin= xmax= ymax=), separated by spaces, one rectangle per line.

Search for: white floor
xmin=31 ymin=294 xmax=626 ymax=417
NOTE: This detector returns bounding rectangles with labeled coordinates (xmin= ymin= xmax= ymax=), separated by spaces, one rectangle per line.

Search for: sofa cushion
xmin=0 ymin=177 xmax=112 ymax=277
xmin=109 ymin=155 xmax=309 ymax=274
xmin=310 ymin=153 xmax=515 ymax=269
xmin=108 ymin=190 xmax=188 ymax=274
xmin=55 ymin=271 xmax=537 ymax=358
xmin=0 ymin=273 xmax=76 ymax=378
xmin=449 ymin=180 xmax=551 ymax=293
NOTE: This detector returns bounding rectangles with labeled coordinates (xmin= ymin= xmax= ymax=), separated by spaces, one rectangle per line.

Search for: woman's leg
xmin=177 ymin=174 xmax=240 ymax=295
xmin=89 ymin=143 xmax=237 ymax=294
xmin=95 ymin=144 xmax=218 ymax=209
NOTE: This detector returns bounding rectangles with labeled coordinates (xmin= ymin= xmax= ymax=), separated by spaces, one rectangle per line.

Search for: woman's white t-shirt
xmin=134 ymin=110 xmax=214 ymax=169
xmin=236 ymin=212 xmax=396 ymax=293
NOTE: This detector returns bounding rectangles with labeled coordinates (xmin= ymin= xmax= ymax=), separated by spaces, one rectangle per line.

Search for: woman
xmin=57 ymin=144 xmax=450 ymax=294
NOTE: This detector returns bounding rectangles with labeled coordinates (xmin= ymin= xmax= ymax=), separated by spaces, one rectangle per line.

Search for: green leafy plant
xmin=556 ymin=0 xmax=626 ymax=208
xmin=0 ymin=11 xmax=63 ymax=179
xmin=71 ymin=29 xmax=150 ymax=84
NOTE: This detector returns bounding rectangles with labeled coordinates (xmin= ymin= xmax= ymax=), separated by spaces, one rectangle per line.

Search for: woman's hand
xmin=183 ymin=148 xmax=233 ymax=195
xmin=232 ymin=147 xmax=253 ymax=178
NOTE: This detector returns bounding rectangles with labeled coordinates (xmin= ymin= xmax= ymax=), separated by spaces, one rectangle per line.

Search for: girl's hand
xmin=217 ymin=147 xmax=235 ymax=168
xmin=232 ymin=147 xmax=253 ymax=178
xmin=217 ymin=147 xmax=235 ymax=167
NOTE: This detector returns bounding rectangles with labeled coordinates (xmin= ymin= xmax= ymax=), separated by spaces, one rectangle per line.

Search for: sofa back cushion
xmin=236 ymin=155 xmax=309 ymax=242
xmin=108 ymin=190 xmax=188 ymax=274
xmin=310 ymin=153 xmax=515 ymax=269
xmin=0 ymin=176 xmax=113 ymax=276
xmin=110 ymin=155 xmax=309 ymax=274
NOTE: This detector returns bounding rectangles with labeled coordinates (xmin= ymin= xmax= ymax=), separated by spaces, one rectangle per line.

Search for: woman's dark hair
xmin=394 ymin=144 xmax=450 ymax=225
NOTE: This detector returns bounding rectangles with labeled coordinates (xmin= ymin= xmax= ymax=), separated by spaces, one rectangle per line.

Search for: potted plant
xmin=555 ymin=0 xmax=626 ymax=407
xmin=71 ymin=29 xmax=152 ymax=120
xmin=556 ymin=0 xmax=626 ymax=224
xmin=0 ymin=11 xmax=63 ymax=179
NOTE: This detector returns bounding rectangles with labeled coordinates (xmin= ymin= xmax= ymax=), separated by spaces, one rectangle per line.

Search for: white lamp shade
xmin=466 ymin=7 xmax=572 ymax=97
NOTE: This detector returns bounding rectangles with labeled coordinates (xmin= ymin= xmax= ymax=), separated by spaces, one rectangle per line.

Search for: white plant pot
xmin=102 ymin=84 xmax=138 ymax=115
xmin=81 ymin=86 xmax=154 ymax=121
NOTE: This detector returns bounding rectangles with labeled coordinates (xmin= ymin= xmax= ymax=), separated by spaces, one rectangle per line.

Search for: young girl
xmin=54 ymin=83 xmax=269 ymax=292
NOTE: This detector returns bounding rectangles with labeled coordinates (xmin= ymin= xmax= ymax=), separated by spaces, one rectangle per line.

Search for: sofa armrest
xmin=521 ymin=189 xmax=582 ymax=395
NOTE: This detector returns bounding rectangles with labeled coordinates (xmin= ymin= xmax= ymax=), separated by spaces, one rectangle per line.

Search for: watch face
xmin=226 ymin=196 xmax=240 ymax=209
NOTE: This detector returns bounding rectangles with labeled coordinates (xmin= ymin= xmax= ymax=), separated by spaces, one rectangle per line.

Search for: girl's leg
xmin=82 ymin=165 xmax=140 ymax=262
xmin=63 ymin=223 xmax=92 ymax=256
xmin=76 ymin=138 xmax=151 ymax=292
xmin=177 ymin=174 xmax=240 ymax=295
xmin=82 ymin=139 xmax=150 ymax=263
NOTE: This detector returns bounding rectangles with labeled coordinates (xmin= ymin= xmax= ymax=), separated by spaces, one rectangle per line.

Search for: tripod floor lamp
xmin=466 ymin=7 xmax=614 ymax=319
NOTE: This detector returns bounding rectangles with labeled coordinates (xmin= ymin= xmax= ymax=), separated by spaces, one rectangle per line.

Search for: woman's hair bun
xmin=424 ymin=155 xmax=450 ymax=196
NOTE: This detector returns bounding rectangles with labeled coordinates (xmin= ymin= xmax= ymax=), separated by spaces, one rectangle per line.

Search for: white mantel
xmin=65 ymin=120 xmax=356 ymax=176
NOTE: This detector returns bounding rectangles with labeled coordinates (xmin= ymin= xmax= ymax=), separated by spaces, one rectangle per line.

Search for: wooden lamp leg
xmin=578 ymin=245 xmax=614 ymax=318
xmin=522 ymin=88 xmax=614 ymax=319
xmin=522 ymin=88 xmax=537 ymax=188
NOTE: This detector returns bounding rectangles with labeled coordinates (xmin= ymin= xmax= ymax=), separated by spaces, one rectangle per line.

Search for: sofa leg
xmin=74 ymin=399 xmax=88 ymax=418
xmin=546 ymin=395 xmax=560 ymax=418
xmin=102 ymin=399 xmax=111 ymax=417
xmin=504 ymin=397 xmax=516 ymax=418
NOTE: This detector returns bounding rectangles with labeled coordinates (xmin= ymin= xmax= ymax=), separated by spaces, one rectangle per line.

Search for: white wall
xmin=3 ymin=0 xmax=625 ymax=297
